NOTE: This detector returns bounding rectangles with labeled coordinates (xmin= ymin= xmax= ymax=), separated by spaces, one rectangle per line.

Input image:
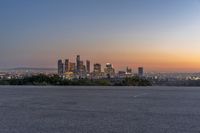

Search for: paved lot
xmin=0 ymin=86 xmax=200 ymax=133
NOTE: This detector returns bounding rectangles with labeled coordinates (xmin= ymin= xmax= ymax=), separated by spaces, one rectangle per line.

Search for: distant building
xmin=76 ymin=55 xmax=81 ymax=73
xmin=79 ymin=61 xmax=86 ymax=78
xmin=126 ymin=67 xmax=132 ymax=74
xmin=86 ymin=60 xmax=90 ymax=74
xmin=93 ymin=63 xmax=101 ymax=77
xmin=69 ymin=62 xmax=76 ymax=73
xmin=104 ymin=63 xmax=115 ymax=78
xmin=64 ymin=72 xmax=75 ymax=80
xmin=65 ymin=59 xmax=69 ymax=72
xmin=80 ymin=61 xmax=84 ymax=71
xmin=138 ymin=67 xmax=144 ymax=77
xmin=58 ymin=59 xmax=64 ymax=75
xmin=118 ymin=71 xmax=126 ymax=78
xmin=126 ymin=67 xmax=132 ymax=77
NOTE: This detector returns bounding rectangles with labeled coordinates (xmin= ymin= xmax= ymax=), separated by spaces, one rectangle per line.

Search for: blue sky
xmin=1 ymin=0 xmax=200 ymax=72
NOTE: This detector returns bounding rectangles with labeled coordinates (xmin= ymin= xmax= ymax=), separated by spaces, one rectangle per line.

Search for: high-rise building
xmin=94 ymin=63 xmax=101 ymax=75
xmin=126 ymin=67 xmax=132 ymax=74
xmin=65 ymin=59 xmax=69 ymax=72
xmin=79 ymin=61 xmax=84 ymax=71
xmin=76 ymin=55 xmax=80 ymax=73
xmin=58 ymin=59 xmax=64 ymax=75
xmin=138 ymin=67 xmax=144 ymax=77
xmin=86 ymin=60 xmax=90 ymax=73
xmin=78 ymin=60 xmax=86 ymax=78
xmin=69 ymin=62 xmax=76 ymax=73
xmin=104 ymin=63 xmax=115 ymax=78
xmin=125 ymin=67 xmax=132 ymax=77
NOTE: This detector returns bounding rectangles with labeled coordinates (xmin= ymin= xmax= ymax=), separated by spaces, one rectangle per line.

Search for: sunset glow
xmin=1 ymin=0 xmax=200 ymax=72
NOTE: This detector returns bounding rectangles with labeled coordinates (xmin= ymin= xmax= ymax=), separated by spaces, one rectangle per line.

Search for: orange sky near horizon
xmin=53 ymin=43 xmax=200 ymax=72
xmin=1 ymin=0 xmax=200 ymax=73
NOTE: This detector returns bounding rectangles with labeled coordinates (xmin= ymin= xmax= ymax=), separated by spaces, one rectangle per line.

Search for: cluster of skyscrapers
xmin=58 ymin=55 xmax=90 ymax=79
xmin=58 ymin=55 xmax=144 ymax=79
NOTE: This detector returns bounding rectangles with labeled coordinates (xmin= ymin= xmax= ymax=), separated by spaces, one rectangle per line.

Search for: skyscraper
xmin=104 ymin=63 xmax=115 ymax=78
xmin=126 ymin=67 xmax=132 ymax=74
xmin=80 ymin=61 xmax=84 ymax=71
xmin=69 ymin=62 xmax=76 ymax=73
xmin=77 ymin=60 xmax=87 ymax=78
xmin=58 ymin=59 xmax=64 ymax=75
xmin=76 ymin=55 xmax=80 ymax=73
xmin=94 ymin=63 xmax=101 ymax=75
xmin=138 ymin=67 xmax=144 ymax=77
xmin=65 ymin=59 xmax=69 ymax=72
xmin=86 ymin=60 xmax=90 ymax=73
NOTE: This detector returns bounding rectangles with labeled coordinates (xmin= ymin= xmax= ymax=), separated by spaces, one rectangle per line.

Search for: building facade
xmin=93 ymin=63 xmax=101 ymax=78
xmin=58 ymin=59 xmax=64 ymax=75
xmin=65 ymin=59 xmax=69 ymax=72
xmin=69 ymin=62 xmax=76 ymax=73
xmin=138 ymin=67 xmax=144 ymax=77
xmin=86 ymin=60 xmax=90 ymax=74
xmin=104 ymin=63 xmax=115 ymax=78
xmin=76 ymin=55 xmax=80 ymax=73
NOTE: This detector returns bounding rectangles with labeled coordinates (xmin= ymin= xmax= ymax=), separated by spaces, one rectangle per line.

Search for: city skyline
xmin=1 ymin=0 xmax=200 ymax=72
xmin=57 ymin=54 xmax=144 ymax=79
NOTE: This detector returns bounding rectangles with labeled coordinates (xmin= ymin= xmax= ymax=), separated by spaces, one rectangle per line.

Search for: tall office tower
xmin=80 ymin=61 xmax=84 ymax=71
xmin=78 ymin=61 xmax=86 ymax=78
xmin=65 ymin=59 xmax=69 ymax=72
xmin=104 ymin=63 xmax=115 ymax=78
xmin=76 ymin=55 xmax=81 ymax=73
xmin=138 ymin=67 xmax=144 ymax=77
xmin=86 ymin=60 xmax=90 ymax=73
xmin=58 ymin=59 xmax=64 ymax=75
xmin=69 ymin=62 xmax=76 ymax=73
xmin=126 ymin=67 xmax=132 ymax=74
xmin=93 ymin=63 xmax=101 ymax=75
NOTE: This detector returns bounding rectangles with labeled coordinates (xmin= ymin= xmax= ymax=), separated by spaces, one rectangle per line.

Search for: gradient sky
xmin=1 ymin=0 xmax=200 ymax=72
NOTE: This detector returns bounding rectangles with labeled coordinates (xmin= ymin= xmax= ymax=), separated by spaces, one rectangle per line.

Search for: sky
xmin=1 ymin=0 xmax=200 ymax=72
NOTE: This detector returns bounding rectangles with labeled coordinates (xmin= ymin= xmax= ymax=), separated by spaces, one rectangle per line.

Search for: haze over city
xmin=1 ymin=0 xmax=200 ymax=72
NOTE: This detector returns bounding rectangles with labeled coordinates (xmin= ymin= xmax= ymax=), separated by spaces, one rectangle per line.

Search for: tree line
xmin=0 ymin=74 xmax=152 ymax=86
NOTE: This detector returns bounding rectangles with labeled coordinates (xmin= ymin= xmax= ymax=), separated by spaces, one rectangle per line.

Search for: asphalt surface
xmin=0 ymin=86 xmax=200 ymax=133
